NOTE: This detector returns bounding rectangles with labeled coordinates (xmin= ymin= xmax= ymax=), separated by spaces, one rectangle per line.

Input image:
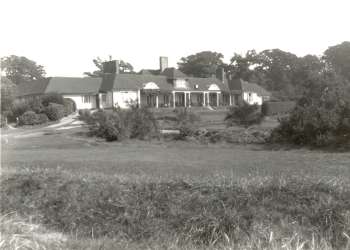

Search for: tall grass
xmin=1 ymin=170 xmax=349 ymax=249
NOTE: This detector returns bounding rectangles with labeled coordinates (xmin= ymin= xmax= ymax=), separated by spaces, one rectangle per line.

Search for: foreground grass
xmin=1 ymin=169 xmax=350 ymax=250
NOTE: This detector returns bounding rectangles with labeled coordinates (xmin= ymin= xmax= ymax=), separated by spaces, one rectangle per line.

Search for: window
xmin=102 ymin=94 xmax=107 ymax=103
xmin=83 ymin=95 xmax=91 ymax=103
xmin=163 ymin=95 xmax=169 ymax=104
xmin=247 ymin=93 xmax=252 ymax=103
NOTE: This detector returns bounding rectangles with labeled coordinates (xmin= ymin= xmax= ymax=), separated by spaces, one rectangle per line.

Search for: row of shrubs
xmin=11 ymin=94 xmax=75 ymax=126
xmin=79 ymin=105 xmax=265 ymax=142
xmin=271 ymin=87 xmax=350 ymax=147
xmin=79 ymin=107 xmax=159 ymax=141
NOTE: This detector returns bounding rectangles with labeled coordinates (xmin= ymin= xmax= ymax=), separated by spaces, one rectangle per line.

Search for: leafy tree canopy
xmin=1 ymin=55 xmax=46 ymax=85
xmin=324 ymin=41 xmax=350 ymax=81
xmin=178 ymin=51 xmax=225 ymax=78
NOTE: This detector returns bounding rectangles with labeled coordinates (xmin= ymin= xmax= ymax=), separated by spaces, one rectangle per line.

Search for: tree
xmin=1 ymin=77 xmax=16 ymax=113
xmin=178 ymin=51 xmax=225 ymax=78
xmin=271 ymin=71 xmax=350 ymax=147
xmin=324 ymin=41 xmax=350 ymax=81
xmin=1 ymin=55 xmax=46 ymax=85
xmin=226 ymin=50 xmax=260 ymax=81
xmin=84 ymin=56 xmax=134 ymax=77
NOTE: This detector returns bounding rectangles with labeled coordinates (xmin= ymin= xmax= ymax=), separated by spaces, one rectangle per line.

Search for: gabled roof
xmin=139 ymin=69 xmax=160 ymax=75
xmin=161 ymin=67 xmax=187 ymax=79
xmin=45 ymin=77 xmax=101 ymax=95
xmin=228 ymin=79 xmax=271 ymax=96
xmin=99 ymin=73 xmax=229 ymax=92
xmin=16 ymin=78 xmax=50 ymax=97
xmin=16 ymin=77 xmax=102 ymax=97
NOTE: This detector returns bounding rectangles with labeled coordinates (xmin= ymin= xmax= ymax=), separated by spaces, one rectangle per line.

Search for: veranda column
xmin=217 ymin=92 xmax=220 ymax=107
xmin=202 ymin=92 xmax=205 ymax=106
xmin=173 ymin=92 xmax=176 ymax=108
xmin=188 ymin=92 xmax=191 ymax=107
xmin=229 ymin=94 xmax=232 ymax=106
xmin=137 ymin=89 xmax=141 ymax=108
xmin=184 ymin=92 xmax=187 ymax=107
xmin=156 ymin=94 xmax=159 ymax=108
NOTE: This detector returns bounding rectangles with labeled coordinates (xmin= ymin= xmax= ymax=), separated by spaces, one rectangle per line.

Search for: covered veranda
xmin=139 ymin=90 xmax=232 ymax=108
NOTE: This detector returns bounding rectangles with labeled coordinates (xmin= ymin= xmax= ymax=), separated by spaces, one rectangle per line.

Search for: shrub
xmin=124 ymin=107 xmax=159 ymax=140
xmin=261 ymin=101 xmax=296 ymax=116
xmin=37 ymin=113 xmax=49 ymax=124
xmin=87 ymin=110 xmax=126 ymax=141
xmin=174 ymin=108 xmax=200 ymax=139
xmin=11 ymin=100 xmax=30 ymax=118
xmin=271 ymin=84 xmax=350 ymax=147
xmin=28 ymin=97 xmax=45 ymax=114
xmin=63 ymin=98 xmax=75 ymax=116
xmin=41 ymin=93 xmax=64 ymax=106
xmin=18 ymin=111 xmax=39 ymax=125
xmin=0 ymin=114 xmax=8 ymax=127
xmin=225 ymin=103 xmax=264 ymax=128
xmin=86 ymin=108 xmax=159 ymax=141
xmin=78 ymin=109 xmax=92 ymax=123
xmin=44 ymin=103 xmax=65 ymax=121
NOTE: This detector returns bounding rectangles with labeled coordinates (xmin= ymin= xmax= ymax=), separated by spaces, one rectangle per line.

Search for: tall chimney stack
xmin=216 ymin=67 xmax=225 ymax=83
xmin=159 ymin=56 xmax=168 ymax=72
xmin=102 ymin=60 xmax=119 ymax=74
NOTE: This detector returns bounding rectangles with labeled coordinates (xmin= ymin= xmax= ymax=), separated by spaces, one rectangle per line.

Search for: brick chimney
xmin=102 ymin=60 xmax=119 ymax=74
xmin=159 ymin=56 xmax=168 ymax=72
xmin=216 ymin=67 xmax=225 ymax=83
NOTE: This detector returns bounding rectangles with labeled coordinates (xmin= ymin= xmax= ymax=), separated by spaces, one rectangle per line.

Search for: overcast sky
xmin=1 ymin=0 xmax=349 ymax=77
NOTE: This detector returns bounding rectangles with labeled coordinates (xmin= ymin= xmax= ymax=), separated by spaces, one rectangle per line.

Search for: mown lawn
xmin=2 ymin=129 xmax=350 ymax=181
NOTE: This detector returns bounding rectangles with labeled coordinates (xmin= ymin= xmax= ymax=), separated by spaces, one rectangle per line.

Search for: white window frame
xmin=83 ymin=95 xmax=91 ymax=103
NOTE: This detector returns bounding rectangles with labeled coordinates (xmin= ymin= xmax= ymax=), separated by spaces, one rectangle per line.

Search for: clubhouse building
xmin=16 ymin=57 xmax=270 ymax=110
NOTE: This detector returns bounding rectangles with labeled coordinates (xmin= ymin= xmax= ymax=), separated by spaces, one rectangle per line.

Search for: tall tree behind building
xmin=178 ymin=51 xmax=225 ymax=78
xmin=1 ymin=55 xmax=46 ymax=85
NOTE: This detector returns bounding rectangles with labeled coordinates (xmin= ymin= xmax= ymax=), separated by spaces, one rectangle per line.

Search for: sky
xmin=1 ymin=0 xmax=349 ymax=77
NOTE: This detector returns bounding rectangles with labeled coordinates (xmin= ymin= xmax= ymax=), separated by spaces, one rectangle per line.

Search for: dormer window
xmin=194 ymin=84 xmax=199 ymax=89
xmin=174 ymin=79 xmax=189 ymax=89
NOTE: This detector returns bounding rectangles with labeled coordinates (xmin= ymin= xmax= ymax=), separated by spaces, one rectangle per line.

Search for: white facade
xmin=242 ymin=92 xmax=263 ymax=105
xmin=63 ymin=94 xmax=97 ymax=110
xmin=112 ymin=91 xmax=138 ymax=109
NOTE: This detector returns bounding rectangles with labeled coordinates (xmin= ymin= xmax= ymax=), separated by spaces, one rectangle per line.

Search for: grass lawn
xmin=2 ymin=127 xmax=350 ymax=181
xmin=1 ymin=125 xmax=350 ymax=249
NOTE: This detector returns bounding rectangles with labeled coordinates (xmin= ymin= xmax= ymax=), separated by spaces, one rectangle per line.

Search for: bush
xmin=78 ymin=109 xmax=92 ymax=122
xmin=86 ymin=108 xmax=159 ymax=141
xmin=63 ymin=98 xmax=75 ymax=116
xmin=225 ymin=103 xmax=264 ymax=128
xmin=124 ymin=107 xmax=159 ymax=140
xmin=37 ymin=113 xmax=49 ymax=124
xmin=0 ymin=114 xmax=8 ymax=127
xmin=261 ymin=101 xmax=296 ymax=116
xmin=271 ymin=84 xmax=350 ymax=147
xmin=11 ymin=100 xmax=30 ymax=118
xmin=18 ymin=111 xmax=38 ymax=125
xmin=41 ymin=93 xmax=64 ymax=106
xmin=174 ymin=108 xmax=200 ymax=139
xmin=28 ymin=97 xmax=45 ymax=114
xmin=18 ymin=111 xmax=48 ymax=126
xmin=44 ymin=103 xmax=65 ymax=121
xmin=87 ymin=110 xmax=126 ymax=141
xmin=271 ymin=103 xmax=350 ymax=147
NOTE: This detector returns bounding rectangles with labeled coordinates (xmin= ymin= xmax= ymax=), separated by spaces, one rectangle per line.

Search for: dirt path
xmin=1 ymin=113 xmax=83 ymax=141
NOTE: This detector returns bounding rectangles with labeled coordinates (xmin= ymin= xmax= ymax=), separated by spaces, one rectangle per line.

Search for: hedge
xmin=261 ymin=101 xmax=296 ymax=116
xmin=44 ymin=103 xmax=65 ymax=121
